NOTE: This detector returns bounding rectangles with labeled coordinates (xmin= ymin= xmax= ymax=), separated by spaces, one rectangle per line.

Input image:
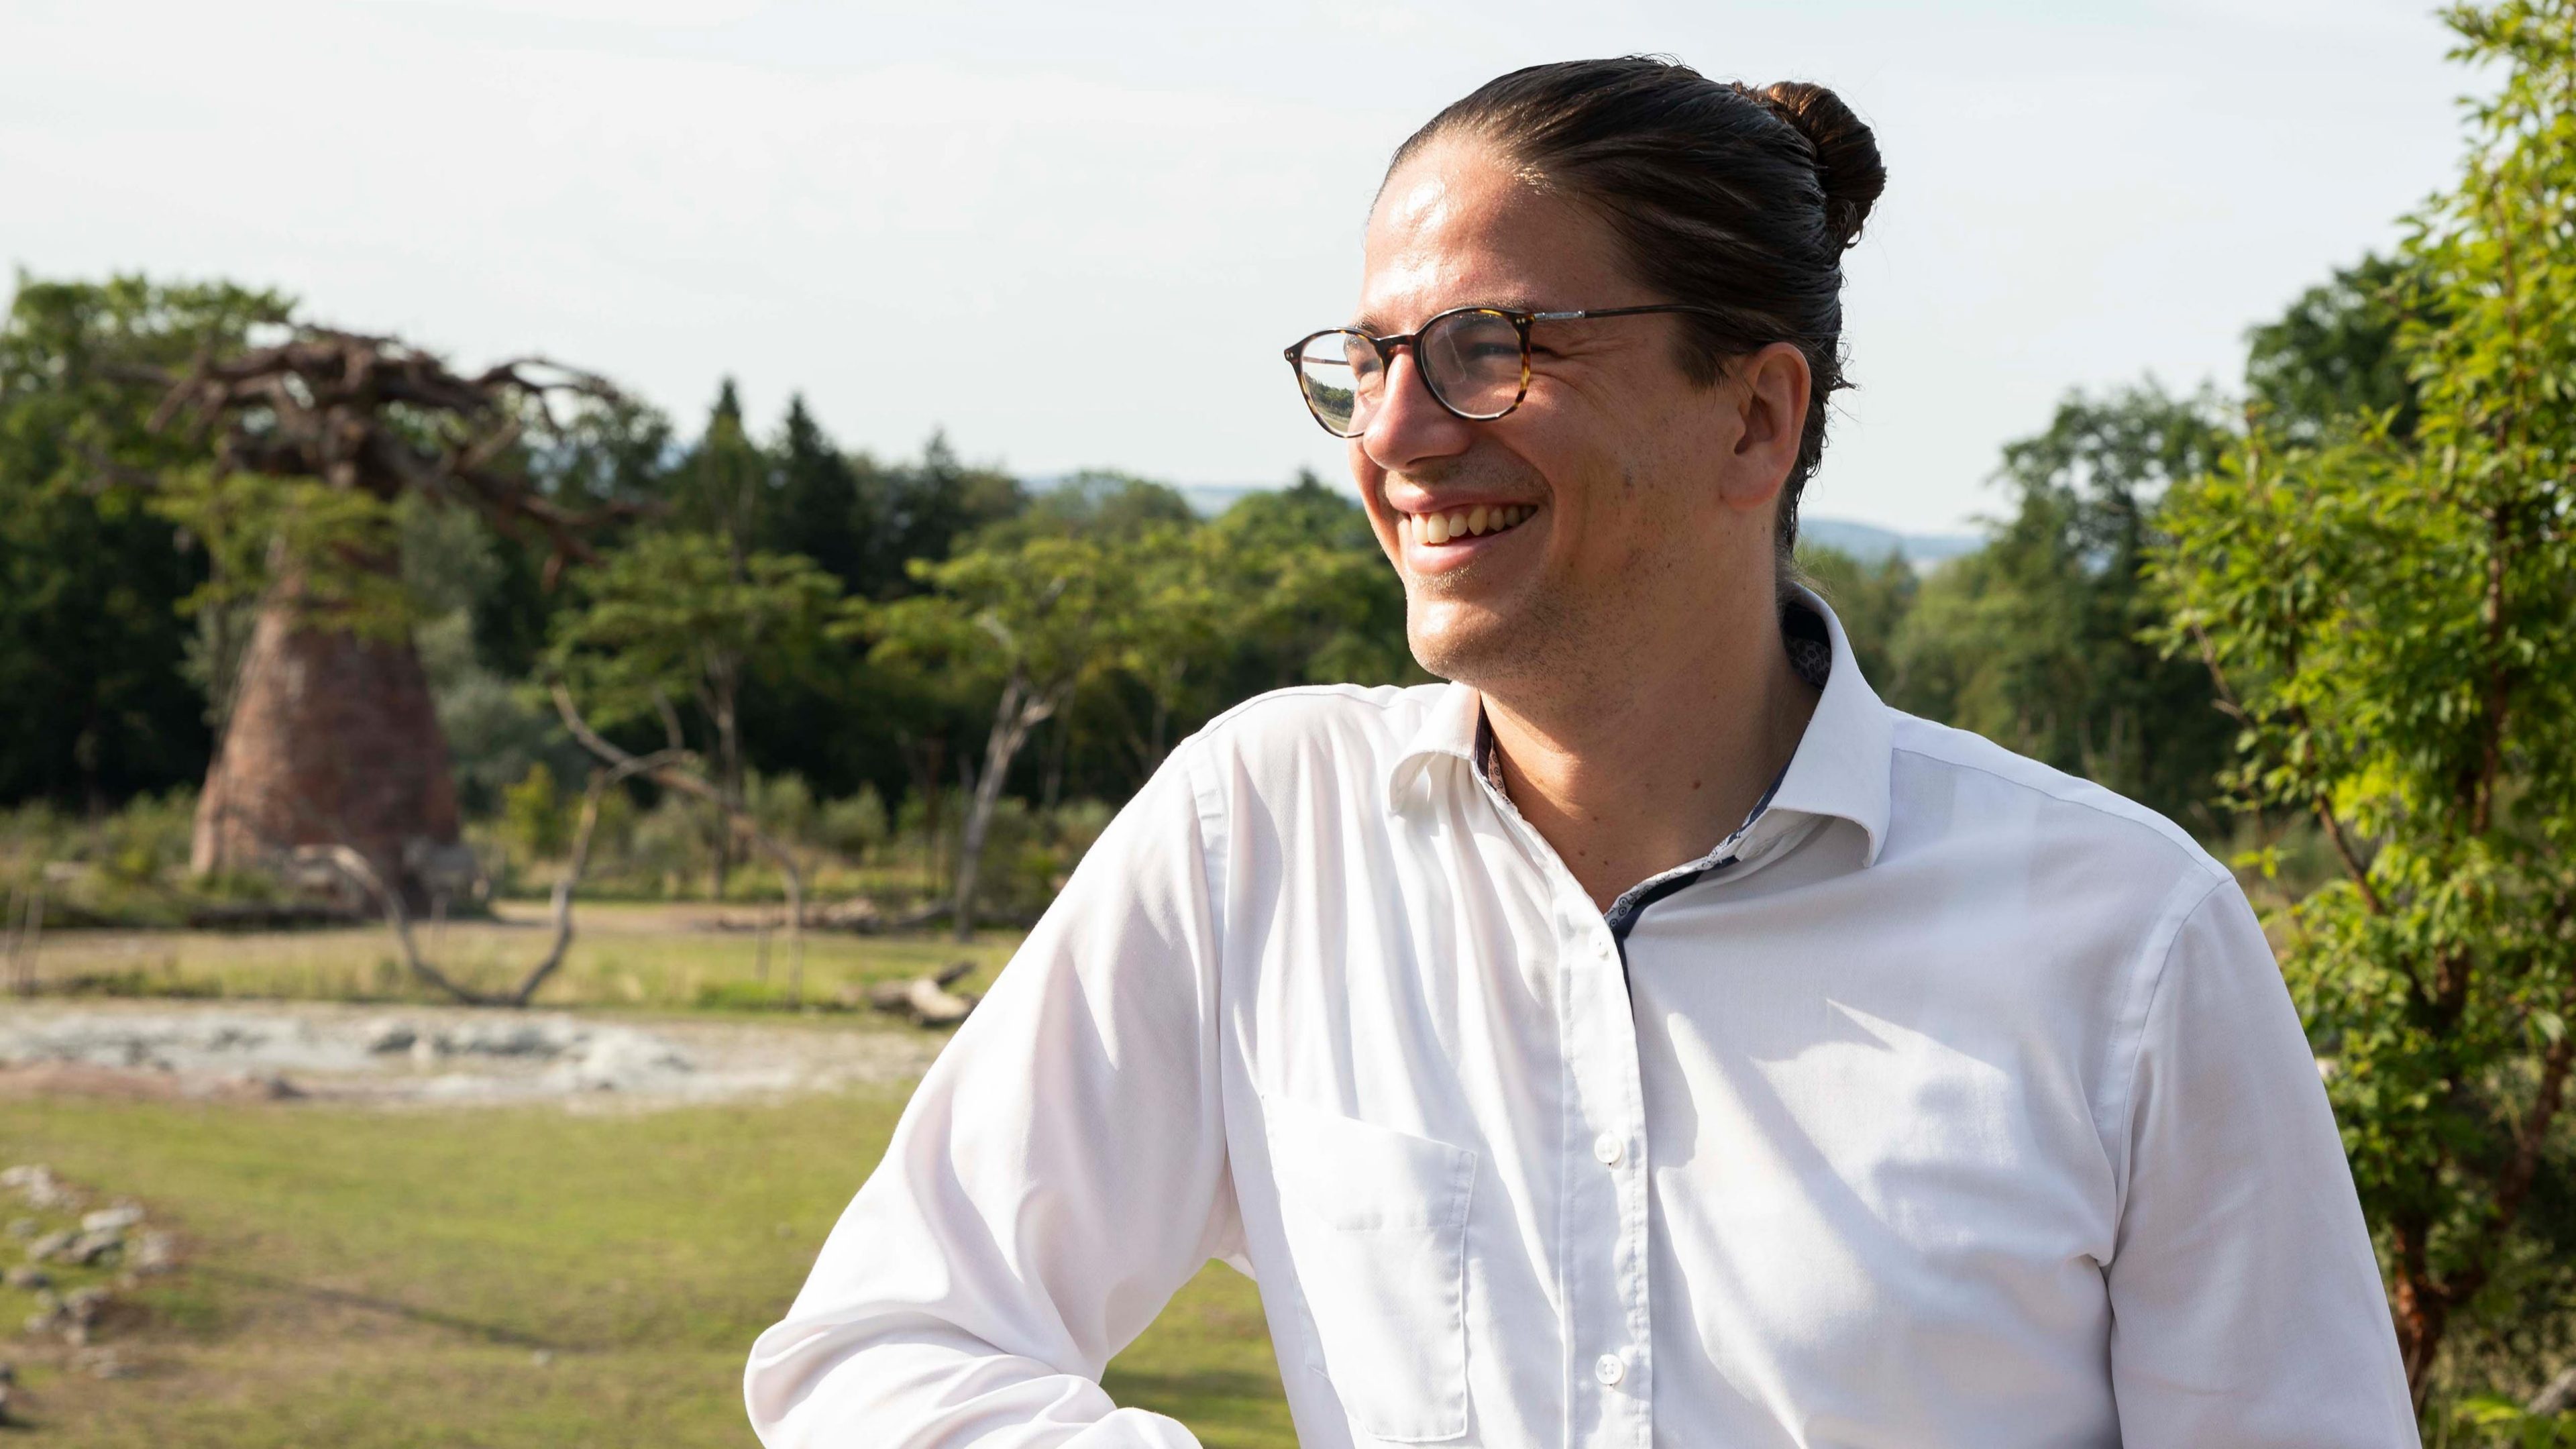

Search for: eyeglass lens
xmin=1293 ymin=309 xmax=1527 ymax=437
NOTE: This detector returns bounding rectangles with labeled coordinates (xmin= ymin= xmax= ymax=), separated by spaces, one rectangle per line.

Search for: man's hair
xmin=1390 ymin=57 xmax=1886 ymax=564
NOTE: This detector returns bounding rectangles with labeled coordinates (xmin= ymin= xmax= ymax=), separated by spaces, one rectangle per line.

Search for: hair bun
xmin=1758 ymin=80 xmax=1885 ymax=251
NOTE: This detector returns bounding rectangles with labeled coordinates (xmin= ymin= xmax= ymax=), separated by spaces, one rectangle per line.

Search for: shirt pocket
xmin=1261 ymin=1092 xmax=1477 ymax=1444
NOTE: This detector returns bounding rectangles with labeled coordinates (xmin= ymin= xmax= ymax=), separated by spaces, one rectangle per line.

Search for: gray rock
xmin=130 ymin=1232 xmax=176 ymax=1275
xmin=0 ymin=1165 xmax=78 ymax=1212
xmin=3 ymin=1266 xmax=50 ymax=1291
xmin=62 ymin=1228 xmax=124 ymax=1266
xmin=23 ymin=1230 xmax=72 ymax=1263
xmin=80 ymin=1204 xmax=144 ymax=1235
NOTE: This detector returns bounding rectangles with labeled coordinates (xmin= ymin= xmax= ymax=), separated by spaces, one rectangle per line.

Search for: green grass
xmin=19 ymin=902 xmax=1024 ymax=1014
xmin=0 ymin=1087 xmax=1291 ymax=1446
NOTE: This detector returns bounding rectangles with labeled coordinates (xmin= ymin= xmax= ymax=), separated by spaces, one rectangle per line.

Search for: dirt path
xmin=0 ymin=999 xmax=949 ymax=1112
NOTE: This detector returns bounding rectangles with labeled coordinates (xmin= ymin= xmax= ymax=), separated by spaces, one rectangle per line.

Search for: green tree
xmin=0 ymin=275 xmax=290 ymax=809
xmin=853 ymin=533 xmax=1132 ymax=939
xmin=548 ymin=531 xmax=842 ymax=892
xmin=1792 ymin=543 xmax=1916 ymax=690
xmin=2149 ymin=0 xmax=2576 ymax=1410
xmin=2245 ymin=252 xmax=2430 ymax=445
xmin=766 ymin=394 xmax=867 ymax=589
xmin=1894 ymin=381 xmax=2235 ymax=828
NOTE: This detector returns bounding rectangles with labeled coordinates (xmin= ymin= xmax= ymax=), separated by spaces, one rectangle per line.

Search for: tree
xmin=129 ymin=328 xmax=634 ymax=908
xmin=0 ymin=276 xmax=290 ymax=810
xmin=1207 ymin=471 xmax=1418 ymax=695
xmin=2149 ymin=0 xmax=2576 ymax=1411
xmin=2245 ymin=252 xmax=2429 ymax=446
xmin=546 ymin=529 xmax=841 ymax=894
xmin=1792 ymin=543 xmax=1915 ymax=690
xmin=1894 ymin=381 xmax=2236 ymax=828
xmin=855 ymin=533 xmax=1132 ymax=940
xmin=766 ymin=394 xmax=867 ymax=589
xmin=849 ymin=431 xmax=1026 ymax=600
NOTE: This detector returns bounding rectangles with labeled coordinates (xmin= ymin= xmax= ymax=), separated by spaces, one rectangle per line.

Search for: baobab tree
xmin=132 ymin=329 xmax=641 ymax=908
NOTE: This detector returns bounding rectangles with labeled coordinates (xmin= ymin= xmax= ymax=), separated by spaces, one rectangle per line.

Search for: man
xmin=747 ymin=57 xmax=2418 ymax=1448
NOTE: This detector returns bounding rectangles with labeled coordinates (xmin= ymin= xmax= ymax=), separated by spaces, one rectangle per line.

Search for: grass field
xmin=0 ymin=1082 xmax=1293 ymax=1446
xmin=20 ymin=904 xmax=1024 ymax=1014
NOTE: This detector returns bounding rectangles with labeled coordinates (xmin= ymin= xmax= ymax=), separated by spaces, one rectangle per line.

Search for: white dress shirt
xmin=745 ymin=589 xmax=2419 ymax=1448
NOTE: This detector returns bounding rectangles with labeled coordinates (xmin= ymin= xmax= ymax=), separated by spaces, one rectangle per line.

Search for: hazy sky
xmin=4 ymin=0 xmax=2470 ymax=532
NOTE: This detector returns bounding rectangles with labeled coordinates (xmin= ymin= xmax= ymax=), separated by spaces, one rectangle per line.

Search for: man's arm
xmin=744 ymin=747 xmax=1238 ymax=1448
xmin=2105 ymin=877 xmax=2419 ymax=1446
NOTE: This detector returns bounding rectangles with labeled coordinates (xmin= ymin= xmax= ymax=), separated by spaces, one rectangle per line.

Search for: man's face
xmin=1350 ymin=136 xmax=1763 ymax=688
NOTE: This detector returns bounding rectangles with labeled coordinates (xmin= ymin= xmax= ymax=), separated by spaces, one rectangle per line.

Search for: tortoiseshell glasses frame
xmin=1283 ymin=303 xmax=1734 ymax=438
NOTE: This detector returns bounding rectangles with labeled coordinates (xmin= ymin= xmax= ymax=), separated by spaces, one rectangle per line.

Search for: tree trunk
xmin=191 ymin=570 xmax=465 ymax=912
xmin=951 ymin=670 xmax=1056 ymax=943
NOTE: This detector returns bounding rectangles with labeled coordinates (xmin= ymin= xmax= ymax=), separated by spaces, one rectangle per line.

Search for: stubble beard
xmin=1403 ymin=553 xmax=1598 ymax=704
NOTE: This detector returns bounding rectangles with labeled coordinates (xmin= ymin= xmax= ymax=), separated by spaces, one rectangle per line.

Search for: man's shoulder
xmin=1880 ymin=709 xmax=2231 ymax=896
xmin=1181 ymin=682 xmax=1446 ymax=779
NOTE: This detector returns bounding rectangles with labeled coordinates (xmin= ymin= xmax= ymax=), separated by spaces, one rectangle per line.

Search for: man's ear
xmin=1719 ymin=341 xmax=1811 ymax=512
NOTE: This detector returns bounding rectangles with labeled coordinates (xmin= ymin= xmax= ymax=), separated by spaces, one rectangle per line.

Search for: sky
xmin=1 ymin=0 xmax=2473 ymax=533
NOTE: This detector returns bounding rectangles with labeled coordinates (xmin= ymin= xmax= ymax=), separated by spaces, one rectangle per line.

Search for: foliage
xmin=1793 ymin=543 xmax=1915 ymax=689
xmin=2247 ymin=251 xmax=2430 ymax=446
xmin=549 ymin=531 xmax=843 ymax=785
xmin=1890 ymin=380 xmax=2237 ymax=828
xmin=0 ymin=275 xmax=290 ymax=807
xmin=2148 ymin=0 xmax=2576 ymax=1405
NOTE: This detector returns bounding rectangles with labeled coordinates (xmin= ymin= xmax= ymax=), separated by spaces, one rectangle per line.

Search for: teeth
xmin=1405 ymin=503 xmax=1536 ymax=544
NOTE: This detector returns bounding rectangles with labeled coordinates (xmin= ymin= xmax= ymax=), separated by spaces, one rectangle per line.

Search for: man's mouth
xmin=1397 ymin=503 xmax=1538 ymax=547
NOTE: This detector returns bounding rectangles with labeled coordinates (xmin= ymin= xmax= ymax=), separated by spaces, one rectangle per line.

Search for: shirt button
xmin=1594 ymin=937 xmax=1613 ymax=959
xmin=1593 ymin=1132 xmax=1623 ymax=1166
xmin=1595 ymin=1352 xmax=1625 ymax=1386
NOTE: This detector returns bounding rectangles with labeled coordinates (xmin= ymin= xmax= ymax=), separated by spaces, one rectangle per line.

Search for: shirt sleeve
xmin=744 ymin=743 xmax=1240 ymax=1448
xmin=2105 ymin=877 xmax=2420 ymax=1447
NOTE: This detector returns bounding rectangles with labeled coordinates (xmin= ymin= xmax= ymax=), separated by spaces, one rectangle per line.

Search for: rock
xmin=23 ymin=1230 xmax=72 ymax=1263
xmin=130 ymin=1232 xmax=177 ymax=1275
xmin=0 ymin=1165 xmax=78 ymax=1212
xmin=361 ymin=1020 xmax=418 ymax=1054
xmin=62 ymin=1228 xmax=125 ymax=1266
xmin=544 ymin=1030 xmax=691 ymax=1093
xmin=3 ymin=1266 xmax=49 ymax=1291
xmin=80 ymin=1205 xmax=144 ymax=1235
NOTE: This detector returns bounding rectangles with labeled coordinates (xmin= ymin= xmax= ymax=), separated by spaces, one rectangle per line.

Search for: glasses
xmin=1283 ymin=303 xmax=1730 ymax=437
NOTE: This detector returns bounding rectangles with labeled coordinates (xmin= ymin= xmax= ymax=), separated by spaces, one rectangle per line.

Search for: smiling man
xmin=745 ymin=58 xmax=2418 ymax=1448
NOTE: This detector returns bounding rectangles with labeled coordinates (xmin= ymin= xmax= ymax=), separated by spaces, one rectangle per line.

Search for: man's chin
xmin=1405 ymin=604 xmax=1520 ymax=686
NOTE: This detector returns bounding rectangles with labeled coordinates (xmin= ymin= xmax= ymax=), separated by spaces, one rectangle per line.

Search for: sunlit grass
xmin=0 ymin=1088 xmax=1291 ymax=1447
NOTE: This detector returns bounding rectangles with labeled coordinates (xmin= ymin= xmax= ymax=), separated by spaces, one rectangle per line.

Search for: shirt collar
xmin=1382 ymin=584 xmax=1894 ymax=867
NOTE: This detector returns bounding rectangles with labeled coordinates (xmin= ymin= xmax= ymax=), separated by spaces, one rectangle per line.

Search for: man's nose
xmin=1361 ymin=348 xmax=1476 ymax=472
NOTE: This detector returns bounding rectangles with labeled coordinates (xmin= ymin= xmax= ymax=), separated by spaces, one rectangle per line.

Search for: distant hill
xmin=1799 ymin=518 xmax=1982 ymax=568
